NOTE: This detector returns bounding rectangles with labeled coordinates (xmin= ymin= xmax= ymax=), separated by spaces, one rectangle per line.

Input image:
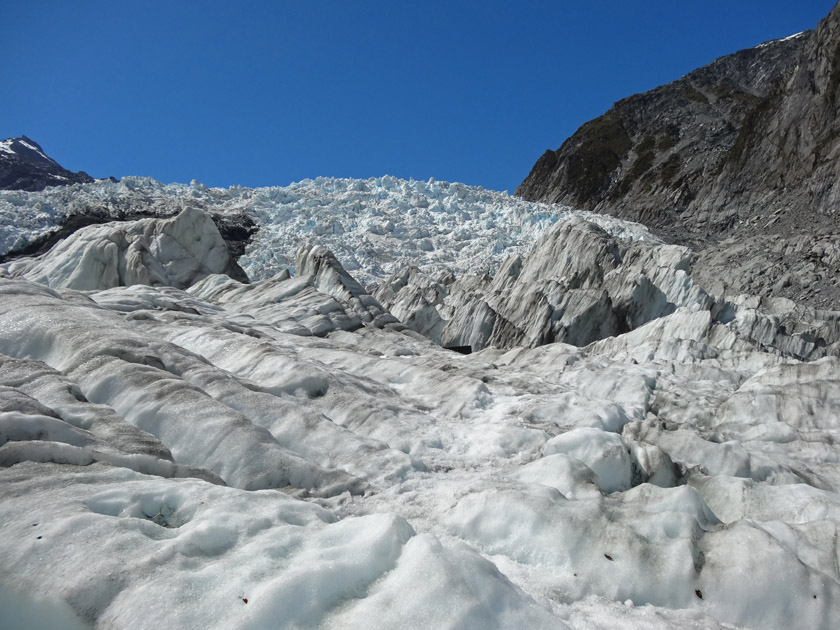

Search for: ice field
xmin=0 ymin=178 xmax=838 ymax=629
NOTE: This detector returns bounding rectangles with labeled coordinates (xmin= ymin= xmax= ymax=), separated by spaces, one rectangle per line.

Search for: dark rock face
xmin=515 ymin=34 xmax=808 ymax=227
xmin=517 ymin=3 xmax=840 ymax=309
xmin=0 ymin=136 xmax=95 ymax=191
xmin=209 ymin=211 xmax=258 ymax=262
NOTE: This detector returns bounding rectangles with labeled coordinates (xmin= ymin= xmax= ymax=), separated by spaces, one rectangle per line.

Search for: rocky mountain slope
xmin=0 ymin=136 xmax=96 ymax=191
xmin=517 ymin=2 xmax=840 ymax=309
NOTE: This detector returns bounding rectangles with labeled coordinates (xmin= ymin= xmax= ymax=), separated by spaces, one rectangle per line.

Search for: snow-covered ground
xmin=0 ymin=177 xmax=838 ymax=629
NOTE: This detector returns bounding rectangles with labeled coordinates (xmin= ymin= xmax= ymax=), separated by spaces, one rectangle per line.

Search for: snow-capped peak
xmin=0 ymin=136 xmax=57 ymax=166
xmin=0 ymin=136 xmax=95 ymax=193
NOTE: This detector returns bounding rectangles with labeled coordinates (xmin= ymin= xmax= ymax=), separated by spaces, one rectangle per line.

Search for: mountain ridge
xmin=517 ymin=2 xmax=840 ymax=308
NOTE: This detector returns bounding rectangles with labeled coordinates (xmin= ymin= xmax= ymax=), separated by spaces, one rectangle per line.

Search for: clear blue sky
xmin=1 ymin=1 xmax=836 ymax=192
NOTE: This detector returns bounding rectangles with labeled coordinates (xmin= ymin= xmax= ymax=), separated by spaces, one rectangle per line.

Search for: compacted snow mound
xmin=295 ymin=242 xmax=401 ymax=330
xmin=0 ymin=278 xmax=374 ymax=494
xmin=0 ymin=206 xmax=240 ymax=290
xmin=0 ymin=464 xmax=562 ymax=630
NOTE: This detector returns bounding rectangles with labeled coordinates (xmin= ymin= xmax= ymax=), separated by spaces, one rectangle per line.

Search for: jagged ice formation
xmin=0 ymin=172 xmax=839 ymax=629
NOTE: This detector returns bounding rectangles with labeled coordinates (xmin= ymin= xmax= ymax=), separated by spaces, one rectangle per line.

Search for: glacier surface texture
xmin=0 ymin=177 xmax=838 ymax=629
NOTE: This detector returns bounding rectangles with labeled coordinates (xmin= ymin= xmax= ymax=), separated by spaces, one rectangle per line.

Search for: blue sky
xmin=1 ymin=1 xmax=835 ymax=192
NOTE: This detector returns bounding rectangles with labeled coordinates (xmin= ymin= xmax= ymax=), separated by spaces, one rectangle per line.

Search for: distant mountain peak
xmin=0 ymin=136 xmax=63 ymax=170
xmin=0 ymin=135 xmax=94 ymax=191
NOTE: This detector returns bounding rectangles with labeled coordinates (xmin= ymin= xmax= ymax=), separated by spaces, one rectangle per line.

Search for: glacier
xmin=0 ymin=175 xmax=660 ymax=285
xmin=0 ymin=177 xmax=838 ymax=629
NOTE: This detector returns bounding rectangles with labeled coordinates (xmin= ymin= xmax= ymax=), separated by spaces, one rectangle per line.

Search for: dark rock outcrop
xmin=515 ymin=34 xmax=808 ymax=228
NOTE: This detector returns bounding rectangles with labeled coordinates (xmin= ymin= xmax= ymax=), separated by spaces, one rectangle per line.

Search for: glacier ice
xmin=0 ymin=175 xmax=661 ymax=287
xmin=0 ymin=206 xmax=242 ymax=290
xmin=0 ymin=177 xmax=838 ymax=629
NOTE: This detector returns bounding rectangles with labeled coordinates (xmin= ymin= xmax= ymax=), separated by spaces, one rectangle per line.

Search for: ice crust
xmin=0 ymin=177 xmax=838 ymax=629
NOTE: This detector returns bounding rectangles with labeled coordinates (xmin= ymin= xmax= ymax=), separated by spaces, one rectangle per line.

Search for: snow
xmin=777 ymin=31 xmax=807 ymax=43
xmin=18 ymin=139 xmax=41 ymax=153
xmin=0 ymin=586 xmax=90 ymax=630
xmin=0 ymin=137 xmax=53 ymax=164
xmin=0 ymin=177 xmax=838 ymax=628
xmin=542 ymin=428 xmax=635 ymax=493
xmin=757 ymin=30 xmax=808 ymax=48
